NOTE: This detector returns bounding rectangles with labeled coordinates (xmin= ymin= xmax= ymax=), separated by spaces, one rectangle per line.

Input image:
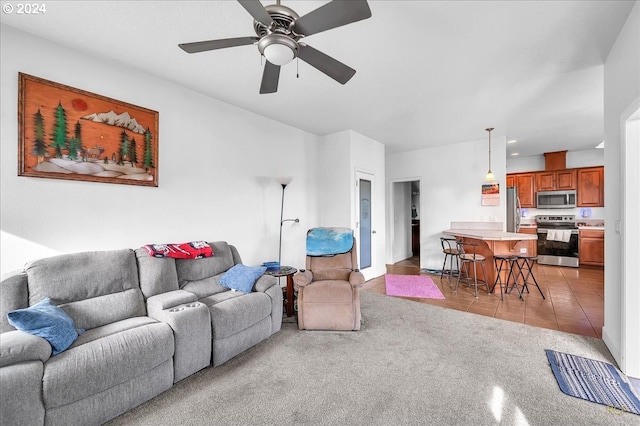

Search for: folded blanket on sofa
xmin=306 ymin=227 xmax=354 ymax=256
xmin=142 ymin=241 xmax=213 ymax=259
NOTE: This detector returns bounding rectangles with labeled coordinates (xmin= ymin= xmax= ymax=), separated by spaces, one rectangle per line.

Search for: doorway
xmin=390 ymin=179 xmax=421 ymax=265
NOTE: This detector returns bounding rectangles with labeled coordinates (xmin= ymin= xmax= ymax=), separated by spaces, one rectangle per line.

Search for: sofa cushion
xmin=0 ymin=271 xmax=29 ymax=334
xmin=309 ymin=252 xmax=353 ymax=281
xmin=175 ymin=241 xmax=235 ymax=283
xmin=7 ymin=298 xmax=83 ymax=355
xmin=135 ymin=249 xmax=179 ymax=298
xmin=25 ymin=250 xmax=146 ymax=330
xmin=201 ymin=292 xmax=271 ymax=339
xmin=178 ymin=274 xmax=226 ymax=299
xmin=219 ymin=264 xmax=267 ymax=293
xmin=303 ymin=280 xmax=354 ymax=303
xmin=42 ymin=317 xmax=173 ymax=409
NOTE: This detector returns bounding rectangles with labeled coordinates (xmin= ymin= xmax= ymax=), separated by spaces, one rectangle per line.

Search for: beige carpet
xmin=107 ymin=291 xmax=636 ymax=425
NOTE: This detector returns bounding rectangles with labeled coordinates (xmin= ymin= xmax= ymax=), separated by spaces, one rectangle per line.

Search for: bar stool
xmin=491 ymin=254 xmax=521 ymax=300
xmin=440 ymin=237 xmax=460 ymax=285
xmin=455 ymin=241 xmax=489 ymax=298
xmin=514 ymin=255 xmax=545 ymax=299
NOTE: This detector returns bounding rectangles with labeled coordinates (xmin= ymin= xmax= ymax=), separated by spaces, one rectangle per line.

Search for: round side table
xmin=265 ymin=266 xmax=298 ymax=317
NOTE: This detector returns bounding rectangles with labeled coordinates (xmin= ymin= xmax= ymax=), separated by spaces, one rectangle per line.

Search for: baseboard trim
xmin=602 ymin=326 xmax=622 ymax=369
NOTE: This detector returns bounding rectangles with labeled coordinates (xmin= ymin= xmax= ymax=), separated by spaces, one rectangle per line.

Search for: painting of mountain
xmin=82 ymin=111 xmax=146 ymax=134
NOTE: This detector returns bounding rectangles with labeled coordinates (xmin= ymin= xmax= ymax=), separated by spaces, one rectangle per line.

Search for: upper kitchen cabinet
xmin=506 ymin=175 xmax=514 ymax=187
xmin=512 ymin=173 xmax=536 ymax=208
xmin=536 ymin=169 xmax=577 ymax=191
xmin=577 ymin=167 xmax=604 ymax=207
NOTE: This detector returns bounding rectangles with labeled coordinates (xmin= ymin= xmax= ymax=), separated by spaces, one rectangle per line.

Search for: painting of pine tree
xmin=31 ymin=109 xmax=48 ymax=164
xmin=50 ymin=102 xmax=68 ymax=158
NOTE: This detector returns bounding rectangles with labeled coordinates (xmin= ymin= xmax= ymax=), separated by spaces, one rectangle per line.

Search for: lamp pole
xmin=278 ymin=183 xmax=287 ymax=269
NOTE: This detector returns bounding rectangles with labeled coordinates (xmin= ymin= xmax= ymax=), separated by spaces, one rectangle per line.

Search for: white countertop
xmin=443 ymin=229 xmax=538 ymax=241
xmin=578 ymin=226 xmax=605 ymax=231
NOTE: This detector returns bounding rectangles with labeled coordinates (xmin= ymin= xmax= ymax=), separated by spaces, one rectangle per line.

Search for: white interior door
xmin=355 ymin=171 xmax=374 ymax=274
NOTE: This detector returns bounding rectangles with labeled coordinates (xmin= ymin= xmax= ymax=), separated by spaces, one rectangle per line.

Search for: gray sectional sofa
xmin=0 ymin=241 xmax=282 ymax=425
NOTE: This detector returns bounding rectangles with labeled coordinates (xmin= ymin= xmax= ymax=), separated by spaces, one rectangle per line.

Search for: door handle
xmin=372 ymin=230 xmax=377 ymax=234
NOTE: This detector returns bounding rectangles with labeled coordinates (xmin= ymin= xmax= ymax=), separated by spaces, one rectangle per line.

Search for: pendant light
xmin=485 ymin=127 xmax=495 ymax=182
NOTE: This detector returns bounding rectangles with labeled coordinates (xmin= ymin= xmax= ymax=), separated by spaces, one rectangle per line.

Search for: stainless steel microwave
xmin=536 ymin=190 xmax=577 ymax=209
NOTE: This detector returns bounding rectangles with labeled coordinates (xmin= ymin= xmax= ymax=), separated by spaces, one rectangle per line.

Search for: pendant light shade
xmin=485 ymin=127 xmax=495 ymax=182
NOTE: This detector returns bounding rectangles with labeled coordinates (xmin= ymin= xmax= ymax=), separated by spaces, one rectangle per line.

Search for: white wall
xmin=603 ymin=1 xmax=640 ymax=377
xmin=318 ymin=131 xmax=352 ymax=227
xmin=0 ymin=24 xmax=319 ymax=274
xmin=386 ymin=136 xmax=507 ymax=270
xmin=506 ymin=148 xmax=604 ymax=173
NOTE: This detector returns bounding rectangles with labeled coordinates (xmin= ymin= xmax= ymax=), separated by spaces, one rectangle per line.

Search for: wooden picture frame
xmin=18 ymin=73 xmax=159 ymax=187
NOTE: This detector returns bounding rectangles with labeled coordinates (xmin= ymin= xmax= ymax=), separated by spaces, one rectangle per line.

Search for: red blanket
xmin=143 ymin=241 xmax=213 ymax=259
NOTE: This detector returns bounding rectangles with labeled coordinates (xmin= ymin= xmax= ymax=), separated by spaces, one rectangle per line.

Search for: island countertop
xmin=443 ymin=229 xmax=538 ymax=241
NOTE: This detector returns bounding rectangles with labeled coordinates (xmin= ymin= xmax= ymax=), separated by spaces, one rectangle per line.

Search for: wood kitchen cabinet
xmin=577 ymin=167 xmax=604 ymax=207
xmin=518 ymin=227 xmax=538 ymax=255
xmin=579 ymin=229 xmax=604 ymax=267
xmin=536 ymin=169 xmax=577 ymax=191
xmin=509 ymin=173 xmax=536 ymax=208
xmin=518 ymin=228 xmax=537 ymax=235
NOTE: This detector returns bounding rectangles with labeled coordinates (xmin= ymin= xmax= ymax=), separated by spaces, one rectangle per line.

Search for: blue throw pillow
xmin=219 ymin=264 xmax=267 ymax=294
xmin=7 ymin=298 xmax=83 ymax=355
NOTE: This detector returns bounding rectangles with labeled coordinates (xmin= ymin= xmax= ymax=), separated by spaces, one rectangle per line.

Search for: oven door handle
xmin=536 ymin=229 xmax=579 ymax=234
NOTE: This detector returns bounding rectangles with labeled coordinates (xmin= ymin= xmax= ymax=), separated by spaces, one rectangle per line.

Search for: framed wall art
xmin=18 ymin=73 xmax=159 ymax=187
xmin=481 ymin=182 xmax=500 ymax=206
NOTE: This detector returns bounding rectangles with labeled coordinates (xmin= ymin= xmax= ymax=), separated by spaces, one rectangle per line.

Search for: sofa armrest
xmin=293 ymin=270 xmax=313 ymax=289
xmin=349 ymin=270 xmax=365 ymax=288
xmin=146 ymin=290 xmax=198 ymax=318
xmin=145 ymin=290 xmax=211 ymax=382
xmin=254 ymin=274 xmax=277 ymax=293
xmin=0 ymin=330 xmax=51 ymax=367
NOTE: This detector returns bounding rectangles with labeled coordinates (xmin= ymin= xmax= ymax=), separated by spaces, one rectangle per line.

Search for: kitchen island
xmin=443 ymin=227 xmax=538 ymax=289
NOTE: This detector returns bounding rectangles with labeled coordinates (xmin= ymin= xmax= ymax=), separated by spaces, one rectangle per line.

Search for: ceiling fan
xmin=178 ymin=0 xmax=372 ymax=94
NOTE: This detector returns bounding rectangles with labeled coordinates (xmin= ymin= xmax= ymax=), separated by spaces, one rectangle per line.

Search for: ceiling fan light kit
xmin=179 ymin=0 xmax=372 ymax=94
xmin=258 ymin=33 xmax=298 ymax=66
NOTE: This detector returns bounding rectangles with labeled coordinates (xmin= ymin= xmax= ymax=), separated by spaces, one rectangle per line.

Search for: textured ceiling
xmin=1 ymin=0 xmax=635 ymax=157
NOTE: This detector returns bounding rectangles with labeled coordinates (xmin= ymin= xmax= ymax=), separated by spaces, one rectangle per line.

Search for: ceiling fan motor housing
xmin=253 ymin=4 xmax=300 ymax=38
xmin=255 ymin=4 xmax=302 ymax=64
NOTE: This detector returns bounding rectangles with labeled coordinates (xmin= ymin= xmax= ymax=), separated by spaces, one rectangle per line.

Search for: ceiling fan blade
xmin=237 ymin=0 xmax=273 ymax=27
xmin=298 ymin=44 xmax=356 ymax=85
xmin=293 ymin=0 xmax=371 ymax=37
xmin=260 ymin=61 xmax=281 ymax=94
xmin=179 ymin=36 xmax=259 ymax=53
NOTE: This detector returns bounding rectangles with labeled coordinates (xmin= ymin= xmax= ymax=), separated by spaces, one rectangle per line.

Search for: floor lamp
xmin=277 ymin=176 xmax=298 ymax=269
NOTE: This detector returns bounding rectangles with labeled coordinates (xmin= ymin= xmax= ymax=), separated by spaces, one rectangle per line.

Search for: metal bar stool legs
xmin=454 ymin=241 xmax=489 ymax=298
xmin=516 ymin=255 xmax=545 ymax=299
xmin=491 ymin=255 xmax=518 ymax=300
xmin=440 ymin=237 xmax=459 ymax=285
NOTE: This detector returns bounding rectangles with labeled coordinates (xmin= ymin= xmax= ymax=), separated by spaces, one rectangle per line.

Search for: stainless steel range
xmin=536 ymin=215 xmax=579 ymax=268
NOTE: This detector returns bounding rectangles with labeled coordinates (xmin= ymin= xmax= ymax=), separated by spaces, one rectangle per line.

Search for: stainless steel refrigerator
xmin=506 ymin=187 xmax=521 ymax=232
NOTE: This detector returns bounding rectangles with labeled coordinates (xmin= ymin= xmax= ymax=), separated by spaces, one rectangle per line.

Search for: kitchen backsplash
xmin=519 ymin=206 xmax=605 ymax=220
xmin=519 ymin=207 xmax=605 ymax=228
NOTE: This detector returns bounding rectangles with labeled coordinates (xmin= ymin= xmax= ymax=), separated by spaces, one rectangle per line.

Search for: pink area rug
xmin=385 ymin=274 xmax=445 ymax=299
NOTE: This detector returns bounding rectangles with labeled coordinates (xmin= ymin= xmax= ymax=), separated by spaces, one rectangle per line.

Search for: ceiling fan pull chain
xmin=296 ymin=57 xmax=299 ymax=78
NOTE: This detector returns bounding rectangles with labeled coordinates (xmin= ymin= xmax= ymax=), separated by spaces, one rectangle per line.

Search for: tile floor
xmin=362 ymin=256 xmax=604 ymax=338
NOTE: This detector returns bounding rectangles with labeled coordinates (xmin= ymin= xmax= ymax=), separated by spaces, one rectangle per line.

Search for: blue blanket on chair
xmin=306 ymin=227 xmax=354 ymax=256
